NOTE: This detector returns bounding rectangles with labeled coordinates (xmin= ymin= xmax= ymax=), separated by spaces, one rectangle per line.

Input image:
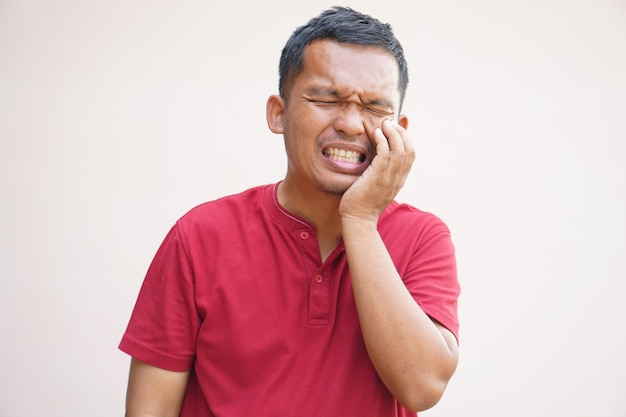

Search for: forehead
xmin=296 ymin=39 xmax=400 ymax=104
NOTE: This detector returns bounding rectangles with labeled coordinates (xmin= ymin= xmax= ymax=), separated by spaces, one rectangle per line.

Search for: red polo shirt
xmin=120 ymin=183 xmax=459 ymax=417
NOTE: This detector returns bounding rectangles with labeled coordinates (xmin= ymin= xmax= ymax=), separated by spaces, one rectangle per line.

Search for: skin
xmin=125 ymin=358 xmax=188 ymax=417
xmin=267 ymin=39 xmax=458 ymax=411
xmin=125 ymin=38 xmax=458 ymax=416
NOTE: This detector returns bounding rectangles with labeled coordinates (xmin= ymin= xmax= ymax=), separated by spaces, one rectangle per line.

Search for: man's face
xmin=277 ymin=39 xmax=404 ymax=196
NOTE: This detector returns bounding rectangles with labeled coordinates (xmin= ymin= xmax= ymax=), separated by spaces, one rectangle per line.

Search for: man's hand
xmin=339 ymin=118 xmax=415 ymax=222
xmin=339 ymin=117 xmax=458 ymax=411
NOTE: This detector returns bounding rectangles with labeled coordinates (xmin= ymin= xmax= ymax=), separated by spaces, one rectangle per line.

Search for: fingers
xmin=372 ymin=124 xmax=391 ymax=165
xmin=377 ymin=119 xmax=415 ymax=173
xmin=340 ymin=119 xmax=415 ymax=220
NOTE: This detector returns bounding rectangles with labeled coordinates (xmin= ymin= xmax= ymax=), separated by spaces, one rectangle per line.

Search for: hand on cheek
xmin=340 ymin=118 xmax=415 ymax=222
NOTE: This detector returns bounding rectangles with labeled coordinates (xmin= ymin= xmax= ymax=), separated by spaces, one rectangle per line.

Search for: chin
xmin=314 ymin=178 xmax=354 ymax=197
xmin=323 ymin=187 xmax=346 ymax=197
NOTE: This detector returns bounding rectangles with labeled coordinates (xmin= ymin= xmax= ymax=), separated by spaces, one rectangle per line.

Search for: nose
xmin=333 ymin=103 xmax=366 ymax=138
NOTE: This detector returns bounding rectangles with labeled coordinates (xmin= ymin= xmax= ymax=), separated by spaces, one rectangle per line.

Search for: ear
xmin=397 ymin=114 xmax=409 ymax=130
xmin=266 ymin=94 xmax=286 ymax=134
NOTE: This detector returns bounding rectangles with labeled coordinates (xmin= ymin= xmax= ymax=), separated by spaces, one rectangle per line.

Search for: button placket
xmin=294 ymin=228 xmax=331 ymax=325
xmin=309 ymin=270 xmax=330 ymax=325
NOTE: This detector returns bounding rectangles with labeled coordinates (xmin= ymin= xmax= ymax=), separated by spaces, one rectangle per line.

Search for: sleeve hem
xmin=421 ymin=305 xmax=460 ymax=343
xmin=118 ymin=335 xmax=194 ymax=372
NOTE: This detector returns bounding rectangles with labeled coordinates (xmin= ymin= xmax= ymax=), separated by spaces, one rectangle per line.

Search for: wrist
xmin=341 ymin=214 xmax=379 ymax=232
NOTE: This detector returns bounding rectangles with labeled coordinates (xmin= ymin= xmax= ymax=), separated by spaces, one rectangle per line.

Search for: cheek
xmin=362 ymin=114 xmax=389 ymax=137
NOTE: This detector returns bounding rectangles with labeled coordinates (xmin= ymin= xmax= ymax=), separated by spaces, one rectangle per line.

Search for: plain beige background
xmin=1 ymin=1 xmax=625 ymax=416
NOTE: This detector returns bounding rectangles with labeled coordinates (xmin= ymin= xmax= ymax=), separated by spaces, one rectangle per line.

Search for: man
xmin=120 ymin=6 xmax=460 ymax=417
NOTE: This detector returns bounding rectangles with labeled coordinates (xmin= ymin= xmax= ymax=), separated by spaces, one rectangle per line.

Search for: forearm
xmin=125 ymin=358 xmax=189 ymax=417
xmin=342 ymin=217 xmax=458 ymax=411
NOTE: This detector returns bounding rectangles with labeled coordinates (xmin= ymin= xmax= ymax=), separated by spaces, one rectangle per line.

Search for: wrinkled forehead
xmin=299 ymin=40 xmax=401 ymax=104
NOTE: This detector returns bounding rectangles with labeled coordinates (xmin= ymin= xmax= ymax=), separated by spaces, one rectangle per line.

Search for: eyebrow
xmin=304 ymin=87 xmax=340 ymax=98
xmin=304 ymin=87 xmax=395 ymax=110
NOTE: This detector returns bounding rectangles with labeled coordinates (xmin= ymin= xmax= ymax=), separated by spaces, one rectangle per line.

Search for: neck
xmin=277 ymin=180 xmax=344 ymax=259
xmin=277 ymin=179 xmax=343 ymax=230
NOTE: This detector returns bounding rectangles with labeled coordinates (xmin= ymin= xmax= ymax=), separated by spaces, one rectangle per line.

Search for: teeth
xmin=325 ymin=148 xmax=363 ymax=164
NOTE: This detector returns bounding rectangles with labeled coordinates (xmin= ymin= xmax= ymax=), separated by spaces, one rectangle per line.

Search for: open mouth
xmin=322 ymin=147 xmax=366 ymax=164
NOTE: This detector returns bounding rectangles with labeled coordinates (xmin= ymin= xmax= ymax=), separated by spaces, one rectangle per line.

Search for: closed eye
xmin=306 ymin=98 xmax=339 ymax=106
xmin=304 ymin=96 xmax=394 ymax=116
xmin=364 ymin=105 xmax=394 ymax=116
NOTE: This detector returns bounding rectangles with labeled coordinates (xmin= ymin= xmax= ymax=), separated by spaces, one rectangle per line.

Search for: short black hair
xmin=278 ymin=6 xmax=409 ymax=109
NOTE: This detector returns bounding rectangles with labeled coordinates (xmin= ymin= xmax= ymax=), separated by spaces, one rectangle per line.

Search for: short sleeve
xmin=119 ymin=224 xmax=200 ymax=371
xmin=404 ymin=222 xmax=460 ymax=341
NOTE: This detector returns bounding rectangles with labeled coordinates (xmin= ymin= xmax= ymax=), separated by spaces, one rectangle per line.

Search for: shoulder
xmin=178 ymin=184 xmax=270 ymax=223
xmin=170 ymin=184 xmax=274 ymax=245
xmin=378 ymin=201 xmax=456 ymax=266
xmin=380 ymin=201 xmax=452 ymax=240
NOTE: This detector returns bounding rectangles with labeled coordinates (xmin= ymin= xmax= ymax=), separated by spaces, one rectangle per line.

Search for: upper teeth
xmin=325 ymin=148 xmax=363 ymax=163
